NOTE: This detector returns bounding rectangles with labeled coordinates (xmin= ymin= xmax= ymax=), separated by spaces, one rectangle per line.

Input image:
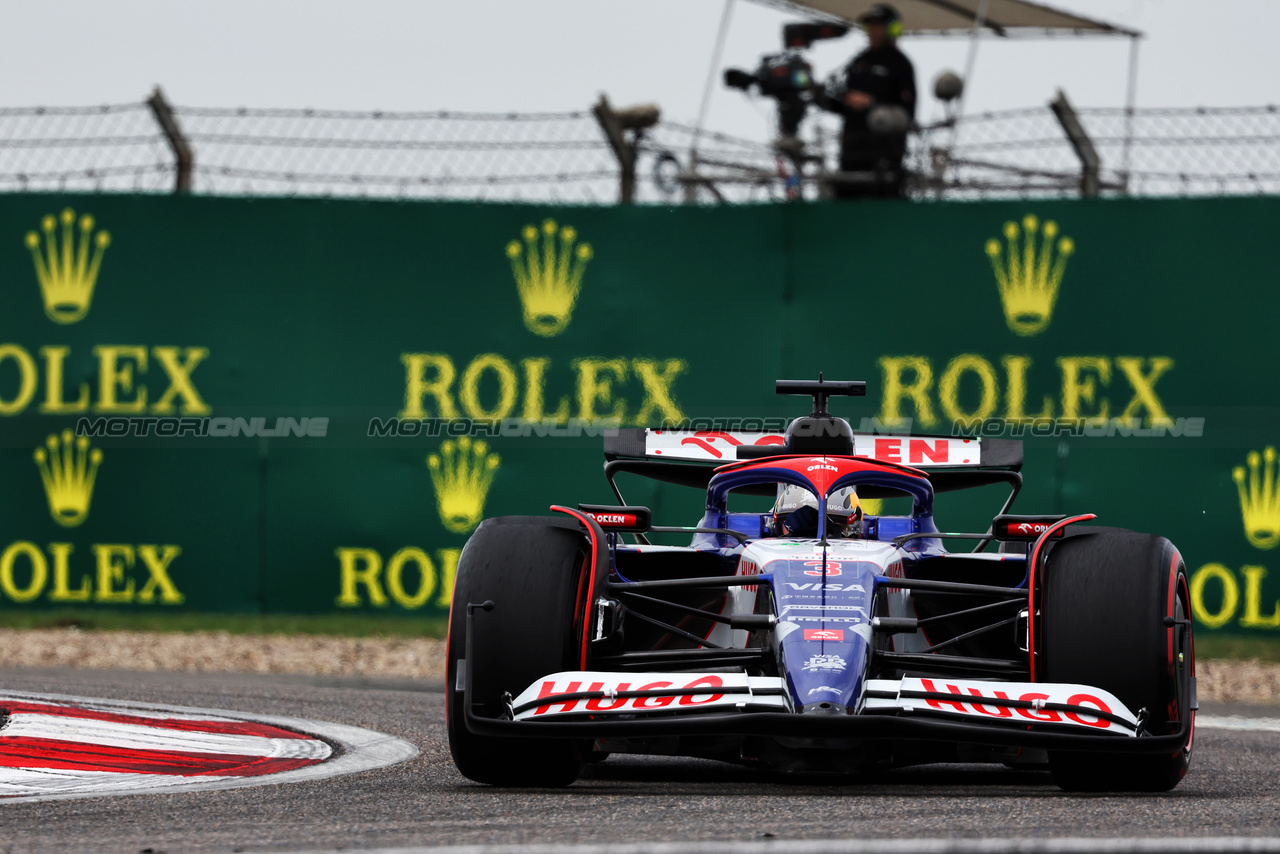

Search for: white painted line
xmin=0 ymin=689 xmax=418 ymax=804
xmin=1197 ymin=715 xmax=1280 ymax=733
xmin=255 ymin=837 xmax=1280 ymax=854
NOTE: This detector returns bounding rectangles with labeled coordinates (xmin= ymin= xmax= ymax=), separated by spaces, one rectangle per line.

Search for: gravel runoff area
xmin=0 ymin=628 xmax=1276 ymax=706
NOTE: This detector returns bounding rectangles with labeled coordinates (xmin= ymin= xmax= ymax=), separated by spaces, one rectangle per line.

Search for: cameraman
xmin=827 ymin=4 xmax=916 ymax=199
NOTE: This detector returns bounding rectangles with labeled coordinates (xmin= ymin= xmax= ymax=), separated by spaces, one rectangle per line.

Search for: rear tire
xmin=1040 ymin=528 xmax=1194 ymax=792
xmin=445 ymin=516 xmax=591 ymax=787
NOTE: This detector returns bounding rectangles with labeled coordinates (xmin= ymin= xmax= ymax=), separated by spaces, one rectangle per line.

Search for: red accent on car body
xmin=1001 ymin=521 xmax=1066 ymax=539
xmin=585 ymin=512 xmax=639 ymax=528
xmin=1027 ymin=513 xmax=1097 ymax=682
xmin=551 ymin=505 xmax=604 ymax=671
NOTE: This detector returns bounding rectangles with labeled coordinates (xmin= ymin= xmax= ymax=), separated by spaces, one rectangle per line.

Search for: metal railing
xmin=0 ymin=89 xmax=1276 ymax=203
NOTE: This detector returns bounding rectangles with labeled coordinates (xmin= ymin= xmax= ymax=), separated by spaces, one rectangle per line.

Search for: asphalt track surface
xmin=0 ymin=667 xmax=1277 ymax=854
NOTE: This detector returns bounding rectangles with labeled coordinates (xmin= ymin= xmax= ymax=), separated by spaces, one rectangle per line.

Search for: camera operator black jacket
xmin=825 ymin=43 xmax=917 ymax=165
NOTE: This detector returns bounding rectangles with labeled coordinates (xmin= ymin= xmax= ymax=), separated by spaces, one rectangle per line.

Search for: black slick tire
xmin=1040 ymin=527 xmax=1194 ymax=792
xmin=445 ymin=516 xmax=591 ymax=787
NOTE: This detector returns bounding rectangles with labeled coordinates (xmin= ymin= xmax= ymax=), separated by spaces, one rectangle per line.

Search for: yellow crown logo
xmin=427 ymin=437 xmax=500 ymax=534
xmin=984 ymin=214 xmax=1074 ymax=337
xmin=34 ymin=430 xmax=103 ymax=528
xmin=1233 ymin=446 xmax=1280 ymax=550
xmin=25 ymin=208 xmax=112 ymax=324
xmin=506 ymin=219 xmax=592 ymax=337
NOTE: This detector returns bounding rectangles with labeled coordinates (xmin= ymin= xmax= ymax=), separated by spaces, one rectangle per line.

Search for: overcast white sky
xmin=2 ymin=1 xmax=1276 ymax=142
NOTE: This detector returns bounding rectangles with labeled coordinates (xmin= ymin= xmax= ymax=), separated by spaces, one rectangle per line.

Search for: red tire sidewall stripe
xmin=551 ymin=506 xmax=603 ymax=670
xmin=1166 ymin=549 xmax=1179 ymax=672
xmin=1167 ymin=549 xmax=1195 ymax=757
xmin=1027 ymin=513 xmax=1096 ymax=682
xmin=444 ymin=570 xmax=460 ymax=728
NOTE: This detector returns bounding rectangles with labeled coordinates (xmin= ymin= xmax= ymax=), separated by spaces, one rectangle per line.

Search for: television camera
xmin=723 ymin=23 xmax=849 ymax=138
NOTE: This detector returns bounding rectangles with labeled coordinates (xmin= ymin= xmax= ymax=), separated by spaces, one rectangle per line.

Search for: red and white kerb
xmin=0 ymin=696 xmax=330 ymax=798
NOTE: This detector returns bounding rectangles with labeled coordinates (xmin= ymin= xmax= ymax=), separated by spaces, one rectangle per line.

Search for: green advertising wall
xmin=0 ymin=193 xmax=1277 ymax=636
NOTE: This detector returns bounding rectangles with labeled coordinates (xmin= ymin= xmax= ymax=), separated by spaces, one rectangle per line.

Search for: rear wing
xmin=608 ymin=429 xmax=1020 ymax=468
xmin=603 ymin=428 xmax=1023 ymax=499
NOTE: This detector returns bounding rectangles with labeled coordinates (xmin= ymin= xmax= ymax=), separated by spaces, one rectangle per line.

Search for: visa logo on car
xmin=785 ymin=582 xmax=865 ymax=592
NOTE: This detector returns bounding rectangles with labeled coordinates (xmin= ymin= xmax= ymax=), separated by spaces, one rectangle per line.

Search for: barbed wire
xmin=913 ymin=105 xmax=1280 ymax=198
xmin=0 ymin=104 xmax=172 ymax=193
xmin=0 ymin=100 xmax=1276 ymax=202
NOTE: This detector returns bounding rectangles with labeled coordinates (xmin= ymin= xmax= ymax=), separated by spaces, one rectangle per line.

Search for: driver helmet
xmin=772 ymin=485 xmax=863 ymax=537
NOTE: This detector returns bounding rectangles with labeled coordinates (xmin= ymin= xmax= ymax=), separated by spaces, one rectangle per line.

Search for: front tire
xmin=1039 ymin=527 xmax=1194 ymax=792
xmin=445 ymin=516 xmax=592 ymax=787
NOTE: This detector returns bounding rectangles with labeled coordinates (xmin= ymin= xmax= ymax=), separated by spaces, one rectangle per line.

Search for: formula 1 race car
xmin=445 ymin=377 xmax=1195 ymax=791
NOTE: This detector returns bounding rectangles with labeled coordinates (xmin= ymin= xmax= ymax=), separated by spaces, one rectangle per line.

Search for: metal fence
xmin=0 ymin=95 xmax=1276 ymax=203
xmin=915 ymin=105 xmax=1280 ymax=198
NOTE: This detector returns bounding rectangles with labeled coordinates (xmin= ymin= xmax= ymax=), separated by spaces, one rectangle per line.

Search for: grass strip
xmin=0 ymin=610 xmax=447 ymax=639
xmin=1194 ymin=633 xmax=1280 ymax=663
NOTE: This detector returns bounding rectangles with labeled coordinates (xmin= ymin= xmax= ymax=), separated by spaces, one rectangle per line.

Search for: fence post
xmin=147 ymin=86 xmax=194 ymax=194
xmin=1049 ymin=89 xmax=1101 ymax=198
xmin=592 ymin=95 xmax=660 ymax=204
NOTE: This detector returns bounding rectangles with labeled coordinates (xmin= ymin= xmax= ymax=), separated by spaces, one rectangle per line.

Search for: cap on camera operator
xmin=827 ymin=4 xmax=916 ymax=199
